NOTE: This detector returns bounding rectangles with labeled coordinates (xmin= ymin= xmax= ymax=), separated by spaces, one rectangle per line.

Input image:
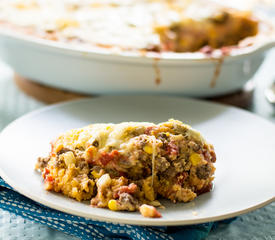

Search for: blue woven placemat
xmin=0 ymin=177 xmax=235 ymax=240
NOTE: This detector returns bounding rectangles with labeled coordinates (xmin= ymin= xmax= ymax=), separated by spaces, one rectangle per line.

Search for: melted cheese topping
xmin=151 ymin=136 xmax=157 ymax=188
xmin=54 ymin=119 xmax=205 ymax=154
xmin=56 ymin=122 xmax=153 ymax=151
xmin=0 ymin=0 xmax=248 ymax=51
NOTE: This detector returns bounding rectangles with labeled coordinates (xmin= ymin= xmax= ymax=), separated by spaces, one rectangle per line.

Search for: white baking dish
xmin=0 ymin=24 xmax=274 ymax=97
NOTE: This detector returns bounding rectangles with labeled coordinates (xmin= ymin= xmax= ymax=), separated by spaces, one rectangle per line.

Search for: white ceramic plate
xmin=0 ymin=96 xmax=274 ymax=226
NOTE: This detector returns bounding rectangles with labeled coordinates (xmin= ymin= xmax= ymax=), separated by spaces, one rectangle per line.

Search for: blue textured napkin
xmin=0 ymin=177 xmax=234 ymax=240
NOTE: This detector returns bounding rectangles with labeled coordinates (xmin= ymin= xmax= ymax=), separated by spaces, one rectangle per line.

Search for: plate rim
xmin=0 ymin=96 xmax=274 ymax=226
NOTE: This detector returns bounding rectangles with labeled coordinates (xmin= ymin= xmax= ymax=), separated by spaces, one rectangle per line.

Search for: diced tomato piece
xmin=113 ymin=183 xmax=137 ymax=199
xmin=99 ymin=150 xmax=119 ymax=166
xmin=145 ymin=126 xmax=154 ymax=135
xmin=118 ymin=183 xmax=137 ymax=195
xmin=42 ymin=168 xmax=50 ymax=179
xmin=167 ymin=142 xmax=179 ymax=156
xmin=46 ymin=175 xmax=53 ymax=182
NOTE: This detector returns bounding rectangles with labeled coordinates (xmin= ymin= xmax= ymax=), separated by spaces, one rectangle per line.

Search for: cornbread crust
xmin=36 ymin=119 xmax=216 ymax=217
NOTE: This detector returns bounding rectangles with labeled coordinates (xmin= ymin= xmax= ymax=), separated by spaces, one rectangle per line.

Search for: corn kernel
xmin=144 ymin=145 xmax=153 ymax=154
xmin=91 ymin=170 xmax=101 ymax=179
xmin=55 ymin=144 xmax=64 ymax=154
xmin=71 ymin=178 xmax=78 ymax=187
xmin=58 ymin=169 xmax=65 ymax=177
xmin=108 ymin=200 xmax=118 ymax=211
xmin=190 ymin=153 xmax=202 ymax=166
xmin=72 ymin=187 xmax=78 ymax=197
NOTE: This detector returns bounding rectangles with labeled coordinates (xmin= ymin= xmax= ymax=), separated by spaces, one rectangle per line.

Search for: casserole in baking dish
xmin=0 ymin=0 xmax=274 ymax=96
xmin=0 ymin=0 xmax=259 ymax=54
